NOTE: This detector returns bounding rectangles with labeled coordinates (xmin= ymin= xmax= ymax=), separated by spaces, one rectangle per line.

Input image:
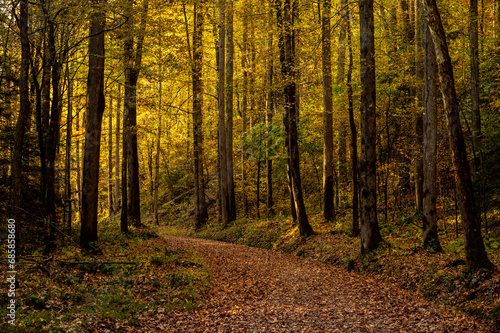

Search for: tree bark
xmin=423 ymin=0 xmax=492 ymax=271
xmin=347 ymin=7 xmax=359 ymax=236
xmin=64 ymin=61 xmax=73 ymax=236
xmin=123 ymin=0 xmax=148 ymax=227
xmin=193 ymin=2 xmax=208 ymax=229
xmin=266 ymin=3 xmax=274 ymax=216
xmin=12 ymin=0 xmax=30 ymax=248
xmin=359 ymin=0 xmax=382 ymax=254
xmin=470 ymin=0 xmax=481 ymax=168
xmin=280 ymin=0 xmax=313 ymax=237
xmin=114 ymin=87 xmax=121 ymax=212
xmin=226 ymin=0 xmax=236 ymax=222
xmin=422 ymin=22 xmax=441 ymax=251
xmin=80 ymin=0 xmax=106 ymax=251
xmin=322 ymin=0 xmax=335 ymax=222
xmin=337 ymin=0 xmax=348 ymax=209
xmin=107 ymin=95 xmax=114 ymax=215
xmin=242 ymin=7 xmax=249 ymax=216
xmin=218 ymin=0 xmax=229 ymax=227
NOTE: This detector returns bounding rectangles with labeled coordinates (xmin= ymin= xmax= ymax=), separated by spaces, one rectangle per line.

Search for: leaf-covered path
xmin=144 ymin=232 xmax=490 ymax=332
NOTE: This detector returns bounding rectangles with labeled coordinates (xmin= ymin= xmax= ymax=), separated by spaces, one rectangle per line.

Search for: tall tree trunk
xmin=423 ymin=0 xmax=492 ymax=271
xmin=275 ymin=0 xmax=297 ymax=223
xmin=347 ymin=7 xmax=359 ymax=236
xmin=226 ymin=0 xmax=236 ymax=222
xmin=322 ymin=0 xmax=335 ymax=222
xmin=64 ymin=61 xmax=73 ymax=236
xmin=415 ymin=115 xmax=424 ymax=212
xmin=337 ymin=0 xmax=348 ymax=209
xmin=123 ymin=0 xmax=148 ymax=227
xmin=359 ymin=0 xmax=382 ymax=254
xmin=114 ymin=87 xmax=121 ymax=212
xmin=218 ymin=0 xmax=229 ymax=227
xmin=107 ymin=95 xmax=114 ymax=215
xmin=193 ymin=2 xmax=208 ymax=229
xmin=422 ymin=22 xmax=441 ymax=251
xmin=12 ymin=0 xmax=30 ymax=248
xmin=280 ymin=0 xmax=313 ymax=237
xmin=80 ymin=0 xmax=106 ymax=251
xmin=154 ymin=82 xmax=161 ymax=225
xmin=242 ymin=5 xmax=249 ymax=216
xmin=470 ymin=0 xmax=481 ymax=169
xmin=266 ymin=3 xmax=274 ymax=215
xmin=44 ymin=17 xmax=63 ymax=253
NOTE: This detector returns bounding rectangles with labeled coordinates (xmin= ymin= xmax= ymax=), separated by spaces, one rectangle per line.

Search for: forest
xmin=1 ymin=0 xmax=500 ymax=331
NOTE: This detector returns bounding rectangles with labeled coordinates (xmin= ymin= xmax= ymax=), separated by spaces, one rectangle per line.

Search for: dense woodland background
xmin=1 ymin=0 xmax=500 ymax=270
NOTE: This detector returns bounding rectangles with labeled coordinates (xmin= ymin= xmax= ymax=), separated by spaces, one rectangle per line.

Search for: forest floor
xmin=145 ymin=229 xmax=493 ymax=332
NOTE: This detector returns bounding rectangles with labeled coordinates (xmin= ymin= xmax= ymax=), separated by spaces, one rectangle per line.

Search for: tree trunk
xmin=266 ymin=3 xmax=274 ymax=216
xmin=64 ymin=61 xmax=73 ymax=236
xmin=422 ymin=22 xmax=442 ymax=251
xmin=346 ymin=6 xmax=359 ymax=237
xmin=218 ymin=0 xmax=229 ymax=227
xmin=280 ymin=0 xmax=313 ymax=237
xmin=193 ymin=2 xmax=208 ymax=229
xmin=359 ymin=0 xmax=382 ymax=254
xmin=226 ymin=0 xmax=236 ymax=222
xmin=242 ymin=10 xmax=249 ymax=217
xmin=114 ymin=87 xmax=121 ymax=212
xmin=470 ymin=0 xmax=481 ymax=169
xmin=337 ymin=0 xmax=348 ymax=209
xmin=423 ymin=0 xmax=492 ymax=271
xmin=123 ymin=0 xmax=148 ymax=227
xmin=322 ymin=0 xmax=335 ymax=222
xmin=80 ymin=0 xmax=106 ymax=251
xmin=415 ymin=114 xmax=424 ymax=212
xmin=154 ymin=105 xmax=161 ymax=226
xmin=12 ymin=0 xmax=30 ymax=248
xmin=107 ymin=95 xmax=114 ymax=215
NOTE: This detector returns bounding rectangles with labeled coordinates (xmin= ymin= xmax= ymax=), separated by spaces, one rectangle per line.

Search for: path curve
xmin=144 ymin=232 xmax=490 ymax=332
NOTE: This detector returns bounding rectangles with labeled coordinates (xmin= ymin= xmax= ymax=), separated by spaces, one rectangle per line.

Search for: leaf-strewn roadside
xmin=162 ymin=212 xmax=500 ymax=331
xmin=156 ymin=230 xmax=492 ymax=332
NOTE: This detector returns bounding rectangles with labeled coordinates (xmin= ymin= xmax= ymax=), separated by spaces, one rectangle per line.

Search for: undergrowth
xmin=0 ymin=220 xmax=210 ymax=332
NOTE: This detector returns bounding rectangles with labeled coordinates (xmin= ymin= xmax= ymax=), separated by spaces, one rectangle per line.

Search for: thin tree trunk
xmin=107 ymin=94 xmax=114 ymax=215
xmin=193 ymin=2 xmax=208 ymax=228
xmin=114 ymin=87 xmax=121 ymax=212
xmin=226 ymin=0 xmax=236 ymax=222
xmin=80 ymin=0 xmax=106 ymax=251
xmin=12 ymin=0 xmax=30 ymax=248
xmin=266 ymin=3 xmax=274 ymax=215
xmin=337 ymin=0 xmax=348 ymax=208
xmin=281 ymin=0 xmax=312 ymax=237
xmin=65 ymin=60 xmax=73 ymax=235
xmin=359 ymin=0 xmax=382 ymax=254
xmin=242 ymin=6 xmax=249 ymax=216
xmin=218 ymin=0 xmax=229 ymax=227
xmin=415 ymin=114 xmax=424 ymax=212
xmin=347 ymin=7 xmax=359 ymax=236
xmin=322 ymin=0 xmax=335 ymax=221
xmin=422 ymin=23 xmax=441 ymax=251
xmin=423 ymin=0 xmax=492 ymax=271
xmin=470 ymin=0 xmax=481 ymax=169
xmin=154 ymin=81 xmax=161 ymax=225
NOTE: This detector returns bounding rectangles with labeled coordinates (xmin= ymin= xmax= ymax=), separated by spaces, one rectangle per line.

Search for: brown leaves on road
xmin=141 ymin=231 xmax=491 ymax=332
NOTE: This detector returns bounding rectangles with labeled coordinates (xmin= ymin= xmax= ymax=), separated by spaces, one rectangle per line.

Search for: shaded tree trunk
xmin=218 ymin=0 xmax=229 ymax=227
xmin=64 ymin=61 xmax=73 ymax=236
xmin=359 ymin=0 xmax=382 ymax=254
xmin=242 ymin=9 xmax=249 ymax=216
xmin=470 ymin=0 xmax=481 ymax=168
xmin=114 ymin=87 xmax=121 ymax=212
xmin=423 ymin=0 xmax=492 ymax=271
xmin=80 ymin=0 xmax=106 ymax=251
xmin=266 ymin=3 xmax=274 ymax=215
xmin=193 ymin=2 xmax=208 ymax=229
xmin=12 ymin=0 xmax=30 ymax=248
xmin=347 ymin=7 xmax=359 ymax=236
xmin=226 ymin=0 xmax=236 ymax=222
xmin=322 ymin=0 xmax=335 ymax=222
xmin=422 ymin=23 xmax=441 ymax=251
xmin=107 ymin=95 xmax=114 ymax=215
xmin=279 ymin=0 xmax=313 ymax=237
xmin=337 ymin=0 xmax=348 ymax=209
